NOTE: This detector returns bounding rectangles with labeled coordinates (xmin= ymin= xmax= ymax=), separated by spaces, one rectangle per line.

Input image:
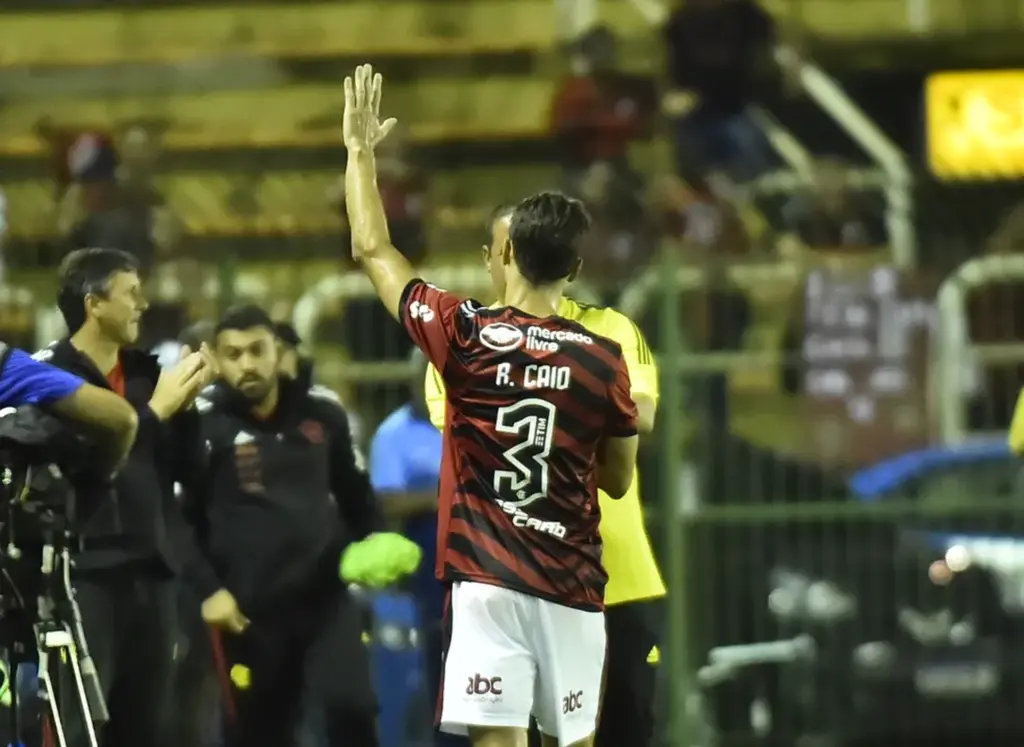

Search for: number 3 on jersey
xmin=493 ymin=399 xmax=557 ymax=507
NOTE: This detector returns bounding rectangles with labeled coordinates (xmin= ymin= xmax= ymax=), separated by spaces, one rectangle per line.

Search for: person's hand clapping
xmin=193 ymin=342 xmax=219 ymax=390
xmin=149 ymin=346 xmax=206 ymax=421
xmin=342 ymin=64 xmax=397 ymax=154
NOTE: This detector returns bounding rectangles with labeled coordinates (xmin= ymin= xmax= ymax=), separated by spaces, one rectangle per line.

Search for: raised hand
xmin=343 ymin=64 xmax=398 ymax=152
xmin=149 ymin=346 xmax=206 ymax=421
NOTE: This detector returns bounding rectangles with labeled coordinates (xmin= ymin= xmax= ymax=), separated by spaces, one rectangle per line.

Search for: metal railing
xmin=936 ymin=254 xmax=1024 ymax=445
xmin=777 ymin=46 xmax=916 ymax=268
xmin=291 ymin=266 xmax=601 ymax=383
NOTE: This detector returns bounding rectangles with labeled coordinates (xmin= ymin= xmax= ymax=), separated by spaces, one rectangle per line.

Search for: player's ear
xmin=501 ymin=237 xmax=514 ymax=267
xmin=566 ymin=256 xmax=583 ymax=283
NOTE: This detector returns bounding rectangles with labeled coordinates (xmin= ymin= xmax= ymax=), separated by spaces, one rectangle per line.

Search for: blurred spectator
xmin=328 ymin=130 xmax=428 ymax=422
xmin=375 ymin=130 xmax=428 ymax=265
xmin=779 ymin=159 xmax=885 ymax=252
xmin=35 ymin=118 xmax=113 ymax=201
xmin=56 ymin=127 xmax=179 ymax=276
xmin=328 ymin=127 xmax=427 ymax=265
xmin=576 ymin=161 xmax=656 ymax=297
xmin=663 ymin=0 xmax=780 ymax=181
xmin=549 ymin=26 xmax=655 ymax=192
xmin=651 ymin=172 xmax=754 ymax=256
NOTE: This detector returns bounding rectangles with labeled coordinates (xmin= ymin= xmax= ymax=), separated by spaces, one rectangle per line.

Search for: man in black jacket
xmin=41 ymin=247 xmax=213 ymax=747
xmin=189 ymin=304 xmax=407 ymax=747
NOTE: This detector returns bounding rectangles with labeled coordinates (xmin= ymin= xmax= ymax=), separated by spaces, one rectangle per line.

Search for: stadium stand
xmin=3 ymin=166 xmax=557 ymax=246
xmin=0 ymin=0 xmax=1006 ymax=70
xmin=0 ymin=0 xmax=600 ymax=271
xmin=0 ymin=81 xmax=559 ymax=155
xmin=0 ymin=1 xmax=645 ymax=67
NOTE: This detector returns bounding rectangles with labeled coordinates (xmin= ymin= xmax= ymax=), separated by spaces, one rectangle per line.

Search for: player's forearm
xmin=635 ymin=394 xmax=657 ymax=434
xmin=50 ymin=385 xmax=138 ymax=470
xmin=345 ymin=147 xmax=390 ymax=253
xmin=345 ymin=147 xmax=415 ymax=319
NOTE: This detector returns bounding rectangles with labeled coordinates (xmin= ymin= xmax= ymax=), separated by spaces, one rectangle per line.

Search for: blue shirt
xmin=0 ymin=349 xmax=83 ymax=409
xmin=369 ymin=403 xmax=443 ymax=621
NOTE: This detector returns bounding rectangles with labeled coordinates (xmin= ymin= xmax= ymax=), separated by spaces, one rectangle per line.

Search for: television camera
xmin=0 ymin=405 xmax=109 ymax=747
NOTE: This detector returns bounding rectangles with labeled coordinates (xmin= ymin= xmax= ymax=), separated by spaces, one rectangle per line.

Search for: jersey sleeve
xmin=423 ymin=364 xmax=446 ymax=430
xmin=399 ymin=279 xmax=469 ymax=372
xmin=0 ymin=349 xmax=84 ymax=408
xmin=606 ymin=350 xmax=639 ymax=437
xmin=609 ymin=311 xmax=659 ymax=402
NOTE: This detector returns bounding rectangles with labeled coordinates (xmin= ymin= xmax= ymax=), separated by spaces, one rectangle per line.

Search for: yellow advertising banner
xmin=927 ymin=70 xmax=1024 ymax=179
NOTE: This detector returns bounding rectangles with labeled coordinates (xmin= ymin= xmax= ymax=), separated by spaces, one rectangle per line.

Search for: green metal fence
xmin=646 ymin=241 xmax=1024 ymax=746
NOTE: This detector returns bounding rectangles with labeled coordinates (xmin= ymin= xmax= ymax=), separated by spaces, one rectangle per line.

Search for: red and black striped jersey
xmin=399 ymin=278 xmax=637 ymax=611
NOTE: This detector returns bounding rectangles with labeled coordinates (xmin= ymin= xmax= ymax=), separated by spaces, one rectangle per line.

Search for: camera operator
xmin=1 ymin=346 xmax=139 ymax=475
xmin=39 ymin=248 xmax=213 ymax=747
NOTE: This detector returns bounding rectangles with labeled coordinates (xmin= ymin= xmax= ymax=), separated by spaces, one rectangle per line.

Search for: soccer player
xmin=425 ymin=203 xmax=666 ymax=747
xmin=343 ymin=64 xmax=639 ymax=747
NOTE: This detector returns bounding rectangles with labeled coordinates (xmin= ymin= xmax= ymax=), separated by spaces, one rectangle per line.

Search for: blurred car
xmin=696 ymin=439 xmax=1024 ymax=747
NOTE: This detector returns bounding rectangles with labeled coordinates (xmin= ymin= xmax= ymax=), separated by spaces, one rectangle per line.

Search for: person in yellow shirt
xmin=424 ymin=205 xmax=665 ymax=747
xmin=1010 ymin=389 xmax=1024 ymax=454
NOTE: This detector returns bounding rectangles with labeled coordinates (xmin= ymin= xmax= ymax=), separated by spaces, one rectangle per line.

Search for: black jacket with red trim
xmin=37 ymin=339 xmax=204 ymax=574
xmin=188 ymin=374 xmax=381 ymax=612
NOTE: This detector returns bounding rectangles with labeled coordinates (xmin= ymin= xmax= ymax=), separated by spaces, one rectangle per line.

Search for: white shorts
xmin=439 ymin=581 xmax=606 ymax=746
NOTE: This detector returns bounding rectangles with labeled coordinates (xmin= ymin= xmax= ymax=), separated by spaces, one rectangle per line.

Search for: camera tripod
xmin=0 ymin=464 xmax=109 ymax=747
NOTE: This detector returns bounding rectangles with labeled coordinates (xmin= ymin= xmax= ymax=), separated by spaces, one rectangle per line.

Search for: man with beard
xmin=40 ymin=247 xmax=215 ymax=747
xmin=190 ymin=304 xmax=420 ymax=747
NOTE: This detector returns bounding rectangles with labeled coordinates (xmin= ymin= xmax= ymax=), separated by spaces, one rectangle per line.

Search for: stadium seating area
xmin=0 ymin=1 xmax=653 ymax=266
xmin=1 ymin=0 xmax=1016 ymax=269
xmin=0 ymin=0 xmax=1017 ymax=447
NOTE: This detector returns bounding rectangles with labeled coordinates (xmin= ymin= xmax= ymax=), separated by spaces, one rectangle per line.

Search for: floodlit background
xmin=3 ymin=1 xmax=1024 ymax=745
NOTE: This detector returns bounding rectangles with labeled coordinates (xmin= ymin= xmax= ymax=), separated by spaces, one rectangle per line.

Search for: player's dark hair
xmin=507 ymin=192 xmax=590 ymax=286
xmin=215 ymin=304 xmax=275 ymax=337
xmin=56 ymin=247 xmax=139 ymax=334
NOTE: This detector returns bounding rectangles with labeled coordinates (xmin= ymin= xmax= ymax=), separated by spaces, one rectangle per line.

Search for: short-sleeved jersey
xmin=425 ymin=297 xmax=667 ymax=605
xmin=400 ymin=279 xmax=637 ymax=611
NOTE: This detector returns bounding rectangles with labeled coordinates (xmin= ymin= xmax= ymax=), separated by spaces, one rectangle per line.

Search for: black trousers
xmin=595 ymin=600 xmax=661 ymax=747
xmin=220 ymin=589 xmax=378 ymax=747
xmin=57 ymin=568 xmax=178 ymax=747
xmin=527 ymin=599 xmax=661 ymax=747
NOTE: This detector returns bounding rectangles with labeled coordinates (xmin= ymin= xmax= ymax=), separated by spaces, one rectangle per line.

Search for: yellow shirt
xmin=1010 ymin=388 xmax=1024 ymax=454
xmin=424 ymin=296 xmax=666 ymax=606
